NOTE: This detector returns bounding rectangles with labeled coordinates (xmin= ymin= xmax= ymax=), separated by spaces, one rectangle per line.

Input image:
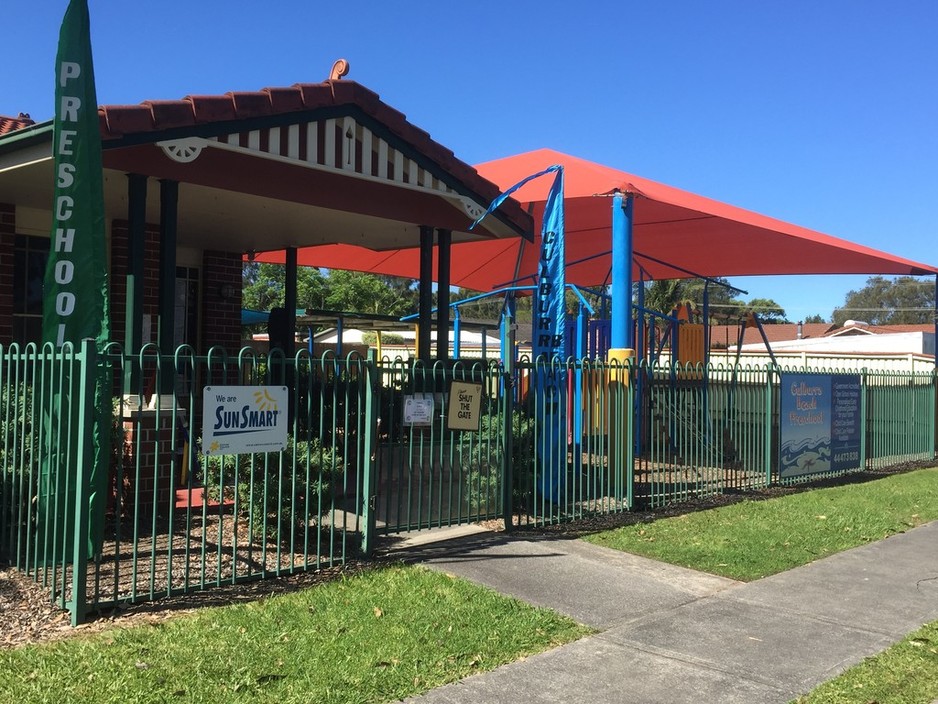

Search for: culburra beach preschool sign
xmin=779 ymin=373 xmax=861 ymax=478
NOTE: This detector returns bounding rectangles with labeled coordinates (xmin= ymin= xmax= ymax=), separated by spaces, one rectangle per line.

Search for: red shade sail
xmin=256 ymin=148 xmax=938 ymax=289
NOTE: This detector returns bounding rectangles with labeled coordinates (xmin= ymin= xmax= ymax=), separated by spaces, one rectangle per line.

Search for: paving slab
xmin=605 ymin=593 xmax=897 ymax=693
xmin=401 ymin=521 xmax=938 ymax=704
xmin=402 ymin=532 xmax=739 ymax=629
xmin=731 ymin=521 xmax=938 ymax=637
xmin=409 ymin=633 xmax=790 ymax=704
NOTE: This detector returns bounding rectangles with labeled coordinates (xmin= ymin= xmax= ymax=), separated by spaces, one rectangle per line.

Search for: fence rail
xmin=1 ymin=345 xmax=935 ymax=624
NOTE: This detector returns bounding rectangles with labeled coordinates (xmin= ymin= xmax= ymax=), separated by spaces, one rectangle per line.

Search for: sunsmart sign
xmin=202 ymin=386 xmax=288 ymax=456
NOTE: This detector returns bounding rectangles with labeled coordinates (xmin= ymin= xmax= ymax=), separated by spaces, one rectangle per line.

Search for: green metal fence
xmin=510 ymin=357 xmax=632 ymax=526
xmin=1 ymin=345 xmax=935 ymax=625
xmin=373 ymin=357 xmax=508 ymax=534
xmin=1 ymin=343 xmax=376 ymax=624
xmin=0 ymin=341 xmax=93 ymax=625
xmin=634 ymin=362 xmax=775 ymax=507
xmin=511 ymin=358 xmax=936 ymax=514
xmin=865 ymin=368 xmax=936 ymax=469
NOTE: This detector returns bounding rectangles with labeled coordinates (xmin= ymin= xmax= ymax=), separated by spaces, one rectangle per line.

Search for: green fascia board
xmin=0 ymin=119 xmax=54 ymax=156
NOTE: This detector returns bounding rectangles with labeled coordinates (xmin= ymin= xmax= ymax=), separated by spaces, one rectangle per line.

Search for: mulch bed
xmin=1 ymin=460 xmax=930 ymax=650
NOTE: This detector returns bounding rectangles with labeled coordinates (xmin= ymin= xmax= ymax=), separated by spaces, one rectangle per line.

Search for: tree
xmin=323 ymin=270 xmax=419 ymax=316
xmin=832 ymin=276 xmax=935 ymax=326
xmin=642 ymin=279 xmax=684 ymax=318
xmin=803 ymin=314 xmax=827 ymax=324
xmin=681 ymin=277 xmax=747 ymax=321
xmin=450 ymin=287 xmax=509 ymax=321
xmin=746 ymin=298 xmax=789 ymax=324
xmin=242 ymin=264 xmax=420 ymax=316
xmin=242 ymin=263 xmax=328 ymax=311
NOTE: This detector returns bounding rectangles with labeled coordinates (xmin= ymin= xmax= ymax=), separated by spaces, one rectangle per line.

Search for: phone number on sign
xmin=833 ymin=451 xmax=859 ymax=463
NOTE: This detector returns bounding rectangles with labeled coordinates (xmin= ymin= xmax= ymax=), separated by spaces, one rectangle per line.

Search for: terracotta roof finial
xmin=329 ymin=59 xmax=350 ymax=81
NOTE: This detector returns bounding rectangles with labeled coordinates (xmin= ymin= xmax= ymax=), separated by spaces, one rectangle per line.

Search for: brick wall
xmin=118 ymin=412 xmax=178 ymax=517
xmin=109 ymin=219 xmax=162 ymax=348
xmin=3 ymin=206 xmax=244 ymax=353
xmin=0 ymin=204 xmax=15 ymax=342
xmin=202 ymin=250 xmax=243 ymax=353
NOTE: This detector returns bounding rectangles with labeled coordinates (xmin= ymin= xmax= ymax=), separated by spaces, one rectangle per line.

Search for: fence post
xmin=69 ymin=339 xmax=95 ymax=626
xmin=501 ymin=365 xmax=515 ymax=533
xmin=860 ymin=367 xmax=868 ymax=470
xmin=626 ymin=359 xmax=635 ymax=509
xmin=764 ymin=363 xmax=775 ymax=487
xmin=932 ymin=367 xmax=937 ymax=461
xmin=0 ymin=347 xmax=9 ymax=561
xmin=360 ymin=350 xmax=379 ymax=557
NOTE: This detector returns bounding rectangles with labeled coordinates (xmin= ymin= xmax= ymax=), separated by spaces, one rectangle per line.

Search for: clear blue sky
xmin=4 ymin=1 xmax=936 ymax=321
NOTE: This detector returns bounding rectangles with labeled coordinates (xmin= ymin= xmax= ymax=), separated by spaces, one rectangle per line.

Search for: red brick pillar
xmin=202 ymin=250 xmax=244 ymax=353
xmin=119 ymin=409 xmax=179 ymax=517
xmin=109 ymin=219 xmax=162 ymax=350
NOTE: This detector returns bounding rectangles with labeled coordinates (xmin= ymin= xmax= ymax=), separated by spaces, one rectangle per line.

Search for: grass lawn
xmin=583 ymin=467 xmax=938 ymax=581
xmin=3 ymin=468 xmax=935 ymax=703
xmin=794 ymin=620 xmax=938 ymax=704
xmin=0 ymin=565 xmax=590 ymax=704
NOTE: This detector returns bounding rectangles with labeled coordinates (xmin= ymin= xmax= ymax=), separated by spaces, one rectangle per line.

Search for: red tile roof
xmin=0 ymin=113 xmax=35 ymax=135
xmin=709 ymin=323 xmax=835 ymax=348
xmin=96 ymin=79 xmax=522 ymax=227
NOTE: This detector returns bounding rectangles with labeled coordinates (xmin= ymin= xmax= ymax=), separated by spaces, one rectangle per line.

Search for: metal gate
xmin=371 ymin=358 xmax=508 ymax=535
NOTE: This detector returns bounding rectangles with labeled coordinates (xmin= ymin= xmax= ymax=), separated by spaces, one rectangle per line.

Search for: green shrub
xmin=361 ymin=331 xmax=405 ymax=346
xmin=462 ymin=409 xmax=535 ymax=515
xmin=201 ymin=437 xmax=341 ymax=542
xmin=0 ymin=383 xmax=35 ymax=474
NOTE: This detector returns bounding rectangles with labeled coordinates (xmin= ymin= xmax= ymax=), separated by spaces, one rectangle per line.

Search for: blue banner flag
xmin=470 ymin=164 xmax=566 ymax=360
xmin=470 ymin=166 xmax=568 ymax=503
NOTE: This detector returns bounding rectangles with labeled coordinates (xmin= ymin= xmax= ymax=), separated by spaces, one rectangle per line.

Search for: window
xmin=12 ymin=235 xmax=50 ymax=345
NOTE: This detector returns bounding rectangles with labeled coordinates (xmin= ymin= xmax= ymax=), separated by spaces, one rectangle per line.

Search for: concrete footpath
xmin=390 ymin=521 xmax=938 ymax=704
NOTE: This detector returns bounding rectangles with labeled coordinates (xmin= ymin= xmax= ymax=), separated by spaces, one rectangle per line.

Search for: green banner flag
xmin=43 ymin=0 xmax=109 ymax=347
xmin=40 ymin=0 xmax=110 ymax=566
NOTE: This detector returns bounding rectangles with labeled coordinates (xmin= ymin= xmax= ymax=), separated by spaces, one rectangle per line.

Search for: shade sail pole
xmin=611 ymin=192 xmax=634 ymax=350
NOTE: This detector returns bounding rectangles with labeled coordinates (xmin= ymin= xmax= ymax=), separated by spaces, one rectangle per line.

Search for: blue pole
xmin=611 ymin=192 xmax=634 ymax=350
xmin=574 ymin=304 xmax=585 ymax=458
xmin=576 ymin=304 xmax=587 ymax=360
xmin=501 ymin=293 xmax=517 ymax=369
xmin=637 ymin=272 xmax=646 ymax=364
xmin=336 ymin=316 xmax=344 ymax=358
xmin=453 ymin=307 xmax=462 ymax=358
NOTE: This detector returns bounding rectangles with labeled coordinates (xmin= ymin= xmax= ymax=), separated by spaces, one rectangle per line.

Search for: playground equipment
xmin=405 ymin=273 xmax=748 ymax=470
